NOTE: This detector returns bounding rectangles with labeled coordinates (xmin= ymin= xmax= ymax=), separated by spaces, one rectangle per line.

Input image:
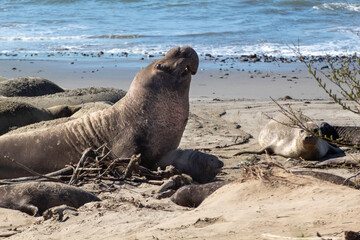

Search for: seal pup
xmin=0 ymin=46 xmax=220 ymax=183
xmin=234 ymin=113 xmax=342 ymax=160
xmin=171 ymin=181 xmax=228 ymax=207
xmin=157 ymin=149 xmax=223 ymax=183
xmin=0 ymin=182 xmax=100 ymax=216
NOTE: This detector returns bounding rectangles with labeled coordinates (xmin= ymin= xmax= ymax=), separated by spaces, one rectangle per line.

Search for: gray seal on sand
xmin=171 ymin=181 xmax=228 ymax=207
xmin=235 ymin=113 xmax=342 ymax=160
xmin=0 ymin=182 xmax=100 ymax=216
xmin=0 ymin=46 xmax=222 ymax=182
xmin=0 ymin=100 xmax=81 ymax=135
xmin=0 ymin=77 xmax=64 ymax=97
xmin=157 ymin=149 xmax=223 ymax=184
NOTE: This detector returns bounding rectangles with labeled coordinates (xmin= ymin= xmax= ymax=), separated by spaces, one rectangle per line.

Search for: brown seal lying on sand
xmin=0 ymin=182 xmax=100 ymax=216
xmin=171 ymin=181 xmax=228 ymax=207
xmin=0 ymin=46 xmax=223 ymax=182
xmin=234 ymin=113 xmax=342 ymax=159
xmin=0 ymin=100 xmax=81 ymax=135
xmin=157 ymin=149 xmax=223 ymax=183
xmin=6 ymin=87 xmax=126 ymax=109
xmin=0 ymin=77 xmax=64 ymax=97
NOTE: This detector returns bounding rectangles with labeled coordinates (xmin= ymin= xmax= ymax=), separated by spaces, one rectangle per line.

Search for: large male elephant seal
xmin=0 ymin=46 xmax=222 ymax=182
xmin=0 ymin=182 xmax=100 ymax=216
xmin=235 ymin=113 xmax=342 ymax=160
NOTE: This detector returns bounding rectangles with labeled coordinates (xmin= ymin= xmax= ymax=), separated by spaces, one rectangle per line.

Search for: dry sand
xmin=1 ymin=58 xmax=360 ymax=239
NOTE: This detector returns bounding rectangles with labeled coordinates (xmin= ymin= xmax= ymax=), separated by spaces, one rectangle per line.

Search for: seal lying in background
xmin=0 ymin=182 xmax=100 ymax=216
xmin=171 ymin=181 xmax=228 ymax=207
xmin=0 ymin=100 xmax=80 ymax=135
xmin=0 ymin=46 xmax=223 ymax=182
xmin=319 ymin=122 xmax=360 ymax=147
xmin=234 ymin=113 xmax=342 ymax=159
xmin=158 ymin=149 xmax=223 ymax=183
xmin=0 ymin=77 xmax=64 ymax=97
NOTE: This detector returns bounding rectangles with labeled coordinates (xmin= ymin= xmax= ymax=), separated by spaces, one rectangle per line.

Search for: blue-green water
xmin=1 ymin=0 xmax=360 ymax=59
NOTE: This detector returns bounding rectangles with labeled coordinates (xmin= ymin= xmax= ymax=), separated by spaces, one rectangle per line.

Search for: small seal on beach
xmin=234 ymin=113 xmax=342 ymax=160
xmin=0 ymin=46 xmax=221 ymax=182
xmin=171 ymin=181 xmax=228 ymax=207
xmin=0 ymin=182 xmax=100 ymax=216
xmin=158 ymin=149 xmax=224 ymax=183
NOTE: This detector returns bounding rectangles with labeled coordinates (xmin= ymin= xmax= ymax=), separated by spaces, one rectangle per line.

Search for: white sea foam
xmin=105 ymin=40 xmax=360 ymax=58
xmin=0 ymin=35 xmax=89 ymax=42
xmin=313 ymin=3 xmax=360 ymax=12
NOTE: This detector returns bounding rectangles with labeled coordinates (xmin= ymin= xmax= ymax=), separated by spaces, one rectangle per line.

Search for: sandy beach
xmin=1 ymin=56 xmax=360 ymax=240
xmin=0 ymin=56 xmax=330 ymax=99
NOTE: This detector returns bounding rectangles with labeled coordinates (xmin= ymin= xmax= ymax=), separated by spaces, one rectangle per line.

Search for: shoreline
xmin=0 ymin=57 xmax=331 ymax=100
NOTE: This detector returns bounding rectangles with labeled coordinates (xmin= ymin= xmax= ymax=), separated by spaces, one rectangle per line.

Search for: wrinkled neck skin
xmin=109 ymin=74 xmax=190 ymax=168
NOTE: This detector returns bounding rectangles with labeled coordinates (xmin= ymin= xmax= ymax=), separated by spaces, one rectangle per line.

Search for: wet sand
xmin=0 ymin=57 xmax=329 ymax=99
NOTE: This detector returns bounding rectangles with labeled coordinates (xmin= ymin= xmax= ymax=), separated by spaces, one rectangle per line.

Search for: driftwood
xmin=1 ymin=157 xmax=67 ymax=184
xmin=0 ymin=167 xmax=73 ymax=185
xmin=65 ymin=145 xmax=184 ymax=186
xmin=69 ymin=148 xmax=96 ymax=185
xmin=0 ymin=144 xmax=185 ymax=190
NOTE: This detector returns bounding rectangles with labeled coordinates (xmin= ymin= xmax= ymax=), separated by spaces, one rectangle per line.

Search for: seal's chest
xmin=147 ymin=95 xmax=189 ymax=150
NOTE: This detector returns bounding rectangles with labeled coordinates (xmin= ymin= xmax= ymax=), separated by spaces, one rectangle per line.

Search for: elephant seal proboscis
xmin=0 ymin=182 xmax=100 ymax=216
xmin=234 ymin=113 xmax=342 ymax=160
xmin=0 ymin=46 xmax=222 ymax=182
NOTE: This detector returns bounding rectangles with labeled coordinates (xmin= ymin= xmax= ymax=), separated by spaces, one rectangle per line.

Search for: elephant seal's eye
xmin=156 ymin=64 xmax=163 ymax=70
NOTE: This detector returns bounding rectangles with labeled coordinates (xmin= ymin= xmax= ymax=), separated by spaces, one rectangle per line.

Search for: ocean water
xmin=1 ymin=0 xmax=360 ymax=60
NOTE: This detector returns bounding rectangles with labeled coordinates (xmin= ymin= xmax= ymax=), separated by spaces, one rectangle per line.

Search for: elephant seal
xmin=0 ymin=182 xmax=100 ymax=216
xmin=0 ymin=46 xmax=219 ymax=183
xmin=6 ymin=87 xmax=126 ymax=108
xmin=157 ymin=149 xmax=224 ymax=183
xmin=319 ymin=122 xmax=360 ymax=147
xmin=0 ymin=77 xmax=64 ymax=97
xmin=46 ymin=105 xmax=81 ymax=118
xmin=171 ymin=181 xmax=228 ymax=207
xmin=235 ymin=113 xmax=342 ymax=160
xmin=0 ymin=100 xmax=80 ymax=135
